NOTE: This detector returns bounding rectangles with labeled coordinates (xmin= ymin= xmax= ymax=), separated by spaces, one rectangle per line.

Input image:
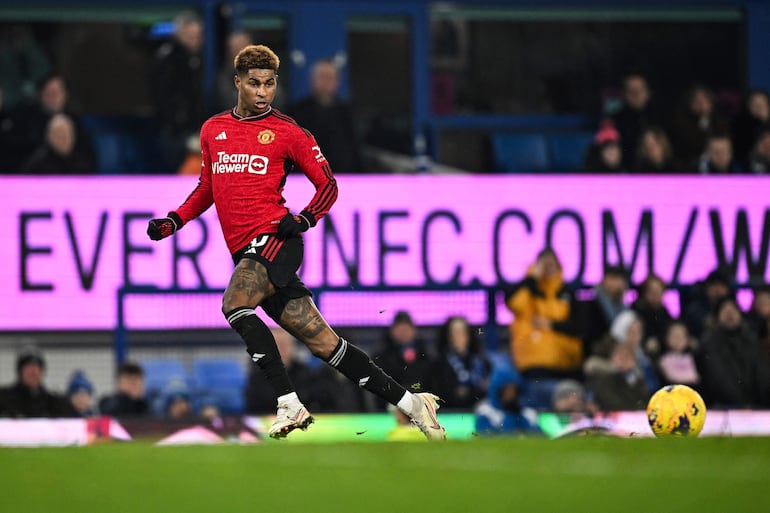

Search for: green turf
xmin=2 ymin=437 xmax=768 ymax=513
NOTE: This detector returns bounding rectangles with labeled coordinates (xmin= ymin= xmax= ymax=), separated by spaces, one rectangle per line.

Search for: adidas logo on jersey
xmin=215 ymin=131 xmax=227 ymax=140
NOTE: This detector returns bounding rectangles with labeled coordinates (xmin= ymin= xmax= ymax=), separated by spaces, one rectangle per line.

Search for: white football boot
xmin=409 ymin=393 xmax=447 ymax=441
xmin=268 ymin=399 xmax=314 ymax=439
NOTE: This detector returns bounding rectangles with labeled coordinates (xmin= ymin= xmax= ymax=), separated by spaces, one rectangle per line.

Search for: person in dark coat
xmin=287 ymin=59 xmax=363 ymax=174
xmin=371 ymin=311 xmax=435 ymax=408
xmin=0 ymin=349 xmax=75 ymax=418
xmin=431 ymin=316 xmax=491 ymax=410
xmin=98 ymin=362 xmax=149 ymax=417
xmin=22 ymin=113 xmax=94 ymax=174
xmin=697 ymin=297 xmax=770 ymax=408
xmin=670 ymin=84 xmax=729 ymax=170
xmin=730 ymin=89 xmax=770 ymax=168
xmin=152 ymin=11 xmax=207 ymax=171
xmin=631 ymin=273 xmax=674 ymax=358
xmin=4 ymin=74 xmax=95 ymax=174
xmin=577 ymin=265 xmax=629 ymax=357
xmin=610 ymin=74 xmax=661 ymax=170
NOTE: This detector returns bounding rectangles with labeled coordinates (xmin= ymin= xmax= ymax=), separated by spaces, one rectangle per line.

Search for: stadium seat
xmin=520 ymin=378 xmax=561 ymax=410
xmin=491 ymin=133 xmax=550 ymax=173
xmin=547 ymin=132 xmax=594 ymax=172
xmin=141 ymin=358 xmax=189 ymax=396
xmin=192 ymin=358 xmax=247 ymax=389
xmin=191 ymin=358 xmax=247 ymax=414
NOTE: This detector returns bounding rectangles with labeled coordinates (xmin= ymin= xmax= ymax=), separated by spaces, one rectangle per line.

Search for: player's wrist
xmin=298 ymin=210 xmax=315 ymax=228
xmin=167 ymin=211 xmax=183 ymax=230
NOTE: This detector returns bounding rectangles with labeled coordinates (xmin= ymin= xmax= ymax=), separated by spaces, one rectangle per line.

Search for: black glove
xmin=147 ymin=212 xmax=182 ymax=241
xmin=276 ymin=211 xmax=311 ymax=239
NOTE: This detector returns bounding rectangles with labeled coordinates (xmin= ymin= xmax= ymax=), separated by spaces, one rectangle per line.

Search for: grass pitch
xmin=2 ymin=437 xmax=768 ymax=513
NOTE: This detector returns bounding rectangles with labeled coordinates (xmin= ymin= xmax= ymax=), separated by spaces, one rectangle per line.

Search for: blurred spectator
xmin=698 ymin=133 xmax=743 ymax=174
xmin=0 ymin=347 xmax=75 ymax=418
xmin=474 ymin=367 xmax=540 ymax=435
xmin=631 ymin=273 xmax=674 ymax=357
xmin=431 ymin=316 xmax=492 ymax=410
xmin=217 ymin=30 xmax=252 ymax=112
xmin=683 ymin=268 xmax=733 ymax=339
xmin=22 ymin=113 xmax=94 ymax=174
xmin=372 ymin=310 xmax=435 ymax=403
xmin=632 ymin=127 xmax=677 ymax=173
xmin=66 ymin=370 xmax=95 ymax=417
xmin=602 ymin=310 xmax=660 ymax=393
xmin=697 ymin=297 xmax=770 ymax=408
xmin=585 ymin=342 xmax=650 ymax=412
xmin=98 ymin=361 xmax=149 ymax=417
xmin=177 ymin=133 xmax=202 ymax=175
xmin=746 ymin=285 xmax=770 ymax=349
xmin=159 ymin=379 xmax=194 ymax=420
xmin=582 ymin=120 xmax=625 ymax=173
xmin=657 ymin=320 xmax=700 ymax=388
xmin=4 ymin=74 xmax=95 ymax=174
xmin=551 ymin=379 xmax=588 ymax=415
xmin=507 ymin=248 xmax=583 ymax=385
xmin=748 ymin=129 xmax=770 ymax=174
xmin=311 ymin=363 xmax=368 ymax=413
xmin=730 ymin=89 xmax=770 ymax=167
xmin=245 ymin=328 xmax=317 ymax=414
xmin=152 ymin=10 xmax=207 ymax=171
xmin=0 ymin=25 xmax=50 ymax=109
xmin=670 ymin=83 xmax=729 ymax=169
xmin=611 ymin=73 xmax=661 ymax=169
xmin=0 ymin=87 xmax=15 ymax=172
xmin=287 ymin=58 xmax=363 ymax=174
xmin=197 ymin=396 xmax=222 ymax=422
xmin=505 ymin=248 xmax=583 ymax=410
xmin=579 ymin=265 xmax=629 ymax=356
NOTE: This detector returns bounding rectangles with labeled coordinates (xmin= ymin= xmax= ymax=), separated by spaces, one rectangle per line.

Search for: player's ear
xmin=233 ymin=74 xmax=240 ymax=88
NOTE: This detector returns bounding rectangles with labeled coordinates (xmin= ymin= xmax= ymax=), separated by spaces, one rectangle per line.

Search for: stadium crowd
xmin=1 ymin=14 xmax=769 ymax=176
xmin=2 ymin=261 xmax=769 ymax=435
xmin=1 ymin=11 xmax=770 ymax=436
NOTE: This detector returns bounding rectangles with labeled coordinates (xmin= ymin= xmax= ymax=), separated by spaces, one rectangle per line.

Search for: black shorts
xmin=232 ymin=234 xmax=312 ymax=323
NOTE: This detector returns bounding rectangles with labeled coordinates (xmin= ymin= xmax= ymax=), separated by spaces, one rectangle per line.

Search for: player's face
xmin=235 ymin=68 xmax=277 ymax=116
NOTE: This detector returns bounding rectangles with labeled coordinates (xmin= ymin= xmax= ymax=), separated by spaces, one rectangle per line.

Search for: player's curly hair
xmin=234 ymin=44 xmax=280 ymax=76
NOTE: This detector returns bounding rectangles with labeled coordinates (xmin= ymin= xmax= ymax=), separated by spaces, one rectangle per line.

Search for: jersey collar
xmin=231 ymin=106 xmax=273 ymax=121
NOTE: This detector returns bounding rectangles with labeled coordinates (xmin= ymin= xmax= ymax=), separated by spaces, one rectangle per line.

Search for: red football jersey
xmin=173 ymin=107 xmax=338 ymax=255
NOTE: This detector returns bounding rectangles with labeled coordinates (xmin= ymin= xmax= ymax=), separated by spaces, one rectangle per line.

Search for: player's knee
xmin=222 ymin=297 xmax=251 ymax=317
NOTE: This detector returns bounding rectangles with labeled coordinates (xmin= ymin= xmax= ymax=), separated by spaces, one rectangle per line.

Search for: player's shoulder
xmin=270 ymin=109 xmax=313 ymax=137
xmin=201 ymin=110 xmax=234 ymax=134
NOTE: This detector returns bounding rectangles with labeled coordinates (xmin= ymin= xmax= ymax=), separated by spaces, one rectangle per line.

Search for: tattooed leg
xmin=279 ymin=296 xmax=338 ymax=358
xmin=281 ymin=296 xmax=408 ymax=406
xmin=222 ymin=259 xmax=294 ymax=398
xmin=221 ymin=258 xmax=275 ymax=313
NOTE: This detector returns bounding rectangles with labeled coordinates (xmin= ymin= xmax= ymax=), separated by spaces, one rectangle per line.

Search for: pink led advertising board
xmin=1 ymin=175 xmax=767 ymax=330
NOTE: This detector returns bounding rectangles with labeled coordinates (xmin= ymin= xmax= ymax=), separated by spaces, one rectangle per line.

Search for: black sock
xmin=325 ymin=337 xmax=407 ymax=405
xmin=225 ymin=307 xmax=294 ymax=398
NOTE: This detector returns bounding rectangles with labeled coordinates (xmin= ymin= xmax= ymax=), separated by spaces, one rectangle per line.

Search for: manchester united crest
xmin=257 ymin=129 xmax=275 ymax=144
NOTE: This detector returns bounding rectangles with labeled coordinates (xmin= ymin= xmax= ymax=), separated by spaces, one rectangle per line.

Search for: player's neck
xmin=234 ymin=105 xmax=272 ymax=119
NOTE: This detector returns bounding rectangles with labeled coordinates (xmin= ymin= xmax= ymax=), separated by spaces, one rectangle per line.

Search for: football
xmin=646 ymin=384 xmax=707 ymax=437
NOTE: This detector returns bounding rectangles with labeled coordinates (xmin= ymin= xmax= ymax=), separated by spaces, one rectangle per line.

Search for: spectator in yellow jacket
xmin=507 ymin=248 xmax=583 ymax=383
